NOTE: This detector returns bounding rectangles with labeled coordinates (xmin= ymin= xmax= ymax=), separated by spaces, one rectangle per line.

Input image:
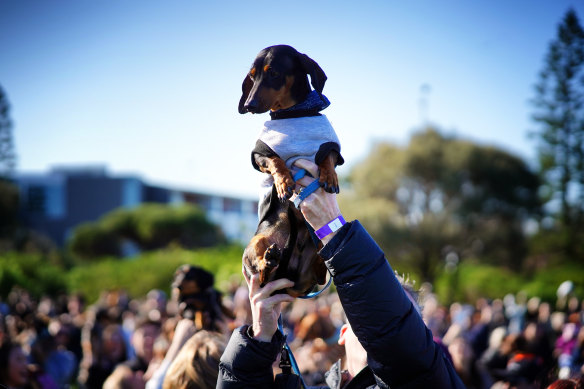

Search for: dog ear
xmin=298 ymin=53 xmax=327 ymax=97
xmin=238 ymin=74 xmax=253 ymax=114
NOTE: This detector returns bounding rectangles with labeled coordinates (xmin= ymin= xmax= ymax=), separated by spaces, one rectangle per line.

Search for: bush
xmin=68 ymin=203 xmax=226 ymax=259
xmin=432 ymin=260 xmax=584 ymax=305
xmin=66 ymin=245 xmax=243 ymax=303
xmin=0 ymin=252 xmax=68 ymax=299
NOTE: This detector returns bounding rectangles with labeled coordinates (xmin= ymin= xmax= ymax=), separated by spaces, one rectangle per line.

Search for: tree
xmin=341 ymin=127 xmax=540 ymax=282
xmin=0 ymin=84 xmax=16 ymax=178
xmin=531 ymin=9 xmax=584 ymax=243
xmin=0 ymin=85 xmax=18 ymax=243
xmin=68 ymin=203 xmax=226 ymax=259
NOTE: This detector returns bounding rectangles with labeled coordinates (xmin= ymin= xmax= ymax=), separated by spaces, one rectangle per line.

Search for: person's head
xmin=162 ymin=330 xmax=226 ymax=389
xmin=547 ymin=378 xmax=584 ymax=389
xmin=103 ymin=365 xmax=145 ymax=389
xmin=102 ymin=323 xmax=127 ymax=362
xmin=0 ymin=340 xmax=29 ymax=388
xmin=131 ymin=318 xmax=161 ymax=365
xmin=171 ymin=265 xmax=229 ymax=331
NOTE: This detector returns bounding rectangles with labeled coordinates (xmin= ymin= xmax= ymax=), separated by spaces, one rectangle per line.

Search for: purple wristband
xmin=315 ymin=215 xmax=346 ymax=240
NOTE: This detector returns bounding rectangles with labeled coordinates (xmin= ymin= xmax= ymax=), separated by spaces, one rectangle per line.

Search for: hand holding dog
xmin=243 ymin=269 xmax=295 ymax=342
xmin=292 ymin=159 xmax=343 ymax=245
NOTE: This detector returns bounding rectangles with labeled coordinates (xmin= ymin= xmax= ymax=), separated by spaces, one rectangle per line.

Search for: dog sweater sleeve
xmin=251 ymin=140 xmax=279 ymax=172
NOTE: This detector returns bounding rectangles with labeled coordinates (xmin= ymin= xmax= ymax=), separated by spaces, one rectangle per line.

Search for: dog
xmin=239 ymin=45 xmax=344 ymax=296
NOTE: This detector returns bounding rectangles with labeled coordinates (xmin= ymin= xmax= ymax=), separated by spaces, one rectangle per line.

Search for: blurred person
xmin=547 ymin=377 xmax=584 ymax=389
xmin=554 ymin=322 xmax=580 ymax=379
xmin=30 ymin=328 xmax=77 ymax=387
xmin=216 ymin=159 xmax=465 ymax=388
xmin=490 ymin=333 xmax=545 ymax=388
xmin=170 ymin=265 xmax=233 ymax=333
xmin=161 ymin=330 xmax=226 ymax=389
xmin=504 ymin=292 xmax=527 ymax=335
xmin=121 ymin=317 xmax=162 ymax=380
xmin=147 ymin=264 xmax=232 ymax=389
xmin=103 ymin=365 xmax=145 ymax=389
xmin=447 ymin=336 xmax=482 ymax=389
xmin=0 ymin=339 xmax=31 ymax=389
xmin=0 ymin=339 xmax=58 ymax=389
xmin=78 ymin=323 xmax=127 ymax=389
xmin=145 ymin=319 xmax=196 ymax=389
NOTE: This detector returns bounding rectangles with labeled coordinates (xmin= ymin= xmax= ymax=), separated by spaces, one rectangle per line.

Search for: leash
xmin=273 ymin=168 xmax=334 ymax=387
xmin=292 ymin=168 xmax=321 ymax=209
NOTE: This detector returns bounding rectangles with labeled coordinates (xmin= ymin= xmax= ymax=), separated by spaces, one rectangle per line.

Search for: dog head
xmin=239 ymin=45 xmax=327 ymax=114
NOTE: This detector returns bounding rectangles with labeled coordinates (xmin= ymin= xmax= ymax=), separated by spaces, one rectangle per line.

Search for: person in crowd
xmin=161 ymin=330 xmax=226 ymax=389
xmin=547 ymin=377 xmax=584 ymax=389
xmin=122 ymin=317 xmax=162 ymax=379
xmin=0 ymin=338 xmax=58 ymax=389
xmin=216 ymin=159 xmax=466 ymax=388
xmin=146 ymin=264 xmax=230 ymax=389
xmin=78 ymin=323 xmax=127 ymax=389
xmin=103 ymin=364 xmax=145 ymax=389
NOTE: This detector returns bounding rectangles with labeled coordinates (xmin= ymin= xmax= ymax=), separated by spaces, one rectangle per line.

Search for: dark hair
xmin=547 ymin=378 xmax=584 ymax=389
xmin=0 ymin=340 xmax=19 ymax=384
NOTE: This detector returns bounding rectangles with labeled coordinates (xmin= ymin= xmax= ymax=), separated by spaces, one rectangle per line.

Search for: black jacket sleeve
xmin=216 ymin=326 xmax=285 ymax=389
xmin=320 ymin=221 xmax=466 ymax=389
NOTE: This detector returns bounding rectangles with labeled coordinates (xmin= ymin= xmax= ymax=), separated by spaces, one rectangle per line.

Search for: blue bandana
xmin=270 ymin=90 xmax=330 ymax=119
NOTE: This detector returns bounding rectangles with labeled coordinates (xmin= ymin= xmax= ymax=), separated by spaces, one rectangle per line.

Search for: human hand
xmin=292 ymin=159 xmax=343 ymax=245
xmin=243 ymin=268 xmax=295 ymax=342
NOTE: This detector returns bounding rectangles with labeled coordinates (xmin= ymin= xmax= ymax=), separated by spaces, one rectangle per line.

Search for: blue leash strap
xmin=292 ymin=169 xmax=321 ymax=209
xmin=278 ymin=314 xmax=307 ymax=389
xmin=298 ymin=271 xmax=333 ymax=299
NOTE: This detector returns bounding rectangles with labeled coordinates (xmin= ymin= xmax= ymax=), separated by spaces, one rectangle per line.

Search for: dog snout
xmin=243 ymin=98 xmax=259 ymax=113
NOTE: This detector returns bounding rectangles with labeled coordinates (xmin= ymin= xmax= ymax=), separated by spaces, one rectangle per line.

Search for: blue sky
xmin=1 ymin=1 xmax=583 ymax=199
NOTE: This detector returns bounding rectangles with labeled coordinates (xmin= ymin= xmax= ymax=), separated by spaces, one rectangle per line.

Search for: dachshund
xmin=239 ymin=45 xmax=344 ymax=295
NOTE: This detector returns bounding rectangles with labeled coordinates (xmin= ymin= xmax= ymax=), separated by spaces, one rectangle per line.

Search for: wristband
xmin=315 ymin=215 xmax=346 ymax=240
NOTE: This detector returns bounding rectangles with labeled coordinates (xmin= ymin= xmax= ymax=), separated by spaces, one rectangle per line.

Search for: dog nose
xmin=244 ymin=98 xmax=259 ymax=113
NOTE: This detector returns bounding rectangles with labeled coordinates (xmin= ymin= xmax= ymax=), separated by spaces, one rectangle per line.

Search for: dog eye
xmin=268 ymin=69 xmax=280 ymax=78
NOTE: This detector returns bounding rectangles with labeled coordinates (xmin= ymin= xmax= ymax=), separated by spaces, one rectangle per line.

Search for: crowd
xmin=0 ymin=267 xmax=582 ymax=388
xmin=1 ymin=158 xmax=583 ymax=389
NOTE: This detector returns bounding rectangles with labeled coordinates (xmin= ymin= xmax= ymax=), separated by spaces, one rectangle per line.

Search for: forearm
xmin=320 ymin=221 xmax=439 ymax=384
xmin=216 ymin=326 xmax=284 ymax=389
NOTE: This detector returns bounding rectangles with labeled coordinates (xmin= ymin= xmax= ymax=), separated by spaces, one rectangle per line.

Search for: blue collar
xmin=270 ymin=90 xmax=330 ymax=119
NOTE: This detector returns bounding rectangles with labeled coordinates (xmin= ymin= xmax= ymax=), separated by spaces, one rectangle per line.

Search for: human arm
xmin=216 ymin=274 xmax=294 ymax=389
xmin=292 ymin=159 xmax=465 ymax=388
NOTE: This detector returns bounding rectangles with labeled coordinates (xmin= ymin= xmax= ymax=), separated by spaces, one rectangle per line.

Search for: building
xmin=15 ymin=165 xmax=258 ymax=247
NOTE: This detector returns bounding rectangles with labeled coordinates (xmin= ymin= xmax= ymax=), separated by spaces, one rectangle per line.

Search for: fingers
xmin=249 ymin=273 xmax=294 ymax=297
xmin=293 ymin=159 xmax=319 ymax=177
xmin=242 ymin=265 xmax=251 ymax=286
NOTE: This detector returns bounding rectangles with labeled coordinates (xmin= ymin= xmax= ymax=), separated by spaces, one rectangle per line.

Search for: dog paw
xmin=264 ymin=243 xmax=281 ymax=268
xmin=275 ymin=176 xmax=295 ymax=201
xmin=319 ymin=175 xmax=339 ymax=194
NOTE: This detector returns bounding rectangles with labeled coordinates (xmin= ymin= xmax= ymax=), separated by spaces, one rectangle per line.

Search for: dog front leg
xmin=318 ymin=151 xmax=340 ymax=193
xmin=254 ymin=155 xmax=295 ymax=201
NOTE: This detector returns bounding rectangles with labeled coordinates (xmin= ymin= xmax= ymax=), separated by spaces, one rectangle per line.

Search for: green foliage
xmin=432 ymin=260 xmax=584 ymax=304
xmin=68 ymin=203 xmax=226 ymax=259
xmin=531 ymin=9 xmax=584 ymax=237
xmin=66 ymin=245 xmax=243 ymax=303
xmin=434 ymin=261 xmax=523 ymax=304
xmin=0 ymin=252 xmax=68 ymax=298
xmin=345 ymin=127 xmax=541 ymax=281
